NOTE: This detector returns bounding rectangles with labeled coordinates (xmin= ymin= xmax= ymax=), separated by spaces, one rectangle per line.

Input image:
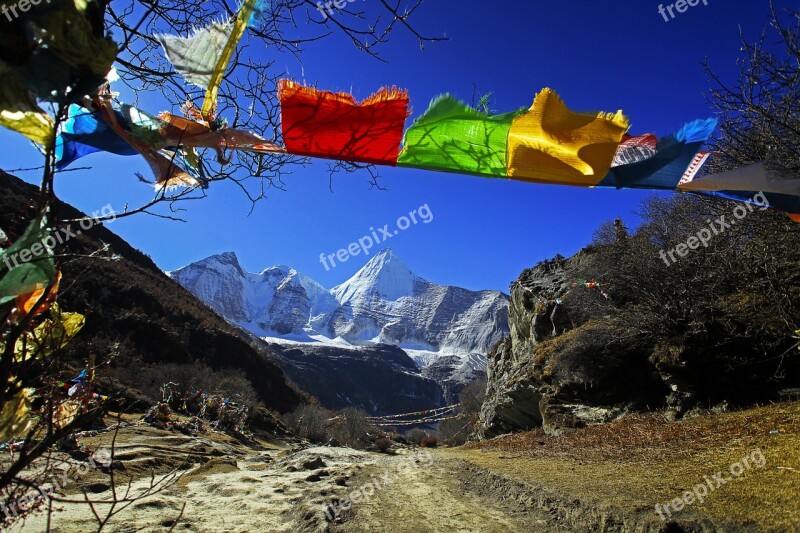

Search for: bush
xmin=420 ymin=435 xmax=438 ymax=448
xmin=328 ymin=407 xmax=375 ymax=448
xmin=282 ymin=404 xmax=330 ymax=443
xmin=374 ymin=438 xmax=393 ymax=453
xmin=439 ymin=380 xmax=486 ymax=446
xmin=438 ymin=417 xmax=468 ymax=446
xmin=405 ymin=428 xmax=427 ymax=446
xmin=281 ymin=405 xmax=380 ymax=448
xmin=136 ymin=362 xmax=259 ymax=408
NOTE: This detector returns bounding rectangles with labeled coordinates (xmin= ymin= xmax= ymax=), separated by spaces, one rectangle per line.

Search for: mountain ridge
xmin=170 ymin=248 xmax=509 ymax=364
xmin=170 ymin=248 xmax=510 ymax=400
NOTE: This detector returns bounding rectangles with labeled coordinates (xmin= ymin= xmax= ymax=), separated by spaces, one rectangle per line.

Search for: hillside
xmin=0 ymin=171 xmax=303 ymax=413
xmin=479 ymin=196 xmax=800 ymax=437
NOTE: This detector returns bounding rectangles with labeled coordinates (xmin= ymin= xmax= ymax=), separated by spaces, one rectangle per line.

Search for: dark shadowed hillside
xmin=0 ymin=171 xmax=303 ymax=413
xmin=269 ymin=343 xmax=443 ymax=414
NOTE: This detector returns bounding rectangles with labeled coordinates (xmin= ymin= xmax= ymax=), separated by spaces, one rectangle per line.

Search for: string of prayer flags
xmin=56 ymin=104 xmax=139 ymax=170
xmin=679 ymin=160 xmax=800 ymax=198
xmin=15 ymin=271 xmax=62 ymax=317
xmin=599 ymin=118 xmax=718 ymax=190
xmin=0 ymin=215 xmax=58 ymax=305
xmin=0 ymin=61 xmax=54 ymax=146
xmin=0 ymin=0 xmax=116 ymax=104
xmin=397 ymin=95 xmax=525 ymax=177
xmin=158 ymin=111 xmax=285 ymax=162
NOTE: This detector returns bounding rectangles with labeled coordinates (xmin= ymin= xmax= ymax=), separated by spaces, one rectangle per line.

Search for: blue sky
xmin=0 ymin=0 xmax=789 ymax=292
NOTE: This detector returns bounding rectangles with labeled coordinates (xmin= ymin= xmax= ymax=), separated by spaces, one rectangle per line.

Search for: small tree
xmin=374 ymin=438 xmax=393 ymax=454
xmin=282 ymin=404 xmax=330 ymax=443
xmin=328 ymin=407 xmax=375 ymax=448
xmin=420 ymin=435 xmax=437 ymax=448
xmin=440 ymin=379 xmax=486 ymax=445
xmin=405 ymin=428 xmax=427 ymax=446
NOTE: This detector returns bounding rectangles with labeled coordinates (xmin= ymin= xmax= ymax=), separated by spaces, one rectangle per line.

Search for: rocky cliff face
xmin=481 ymin=205 xmax=800 ymax=438
xmin=479 ymin=255 xmax=667 ymax=437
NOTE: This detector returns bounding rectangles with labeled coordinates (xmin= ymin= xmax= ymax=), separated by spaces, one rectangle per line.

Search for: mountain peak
xmin=170 ymin=251 xmax=244 ymax=278
xmin=217 ymin=251 xmax=239 ymax=263
xmin=374 ymin=248 xmax=396 ymax=259
xmin=367 ymin=248 xmax=404 ymax=269
xmin=333 ymin=248 xmax=420 ymax=302
xmin=208 ymin=251 xmax=245 ymax=274
xmin=260 ymin=264 xmax=294 ymax=277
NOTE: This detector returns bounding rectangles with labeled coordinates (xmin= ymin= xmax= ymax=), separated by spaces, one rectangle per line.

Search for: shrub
xmin=374 ymin=438 xmax=393 ymax=453
xmin=137 ymin=362 xmax=259 ymax=408
xmin=420 ymin=435 xmax=438 ymax=448
xmin=438 ymin=417 xmax=468 ymax=446
xmin=328 ymin=407 xmax=375 ymax=448
xmin=282 ymin=404 xmax=330 ymax=443
xmin=439 ymin=380 xmax=486 ymax=446
xmin=405 ymin=428 xmax=427 ymax=446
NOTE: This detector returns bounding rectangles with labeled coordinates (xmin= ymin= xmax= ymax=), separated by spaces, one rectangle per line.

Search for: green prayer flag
xmin=397 ymin=95 xmax=525 ymax=177
xmin=0 ymin=215 xmax=57 ymax=304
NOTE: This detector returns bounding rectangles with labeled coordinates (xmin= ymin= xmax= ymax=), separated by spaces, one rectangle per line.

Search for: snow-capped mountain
xmin=169 ymin=249 xmax=509 ymax=381
xmin=328 ymin=250 xmax=509 ymax=361
xmin=167 ymin=252 xmax=339 ymax=336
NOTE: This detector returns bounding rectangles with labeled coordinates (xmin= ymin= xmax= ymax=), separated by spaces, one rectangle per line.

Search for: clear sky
xmin=0 ymin=0 xmax=790 ymax=292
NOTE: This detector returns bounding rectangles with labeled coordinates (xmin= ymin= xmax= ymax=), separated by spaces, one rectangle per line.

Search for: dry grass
xmin=450 ymin=402 xmax=800 ymax=530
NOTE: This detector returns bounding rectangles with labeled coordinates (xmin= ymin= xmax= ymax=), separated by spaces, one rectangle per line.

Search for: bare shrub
xmin=137 ymin=362 xmax=259 ymax=410
xmin=374 ymin=438 xmax=393 ymax=453
xmin=420 ymin=435 xmax=438 ymax=448
xmin=439 ymin=379 xmax=486 ymax=445
xmin=405 ymin=428 xmax=428 ymax=446
xmin=282 ymin=404 xmax=330 ymax=443
xmin=328 ymin=407 xmax=375 ymax=448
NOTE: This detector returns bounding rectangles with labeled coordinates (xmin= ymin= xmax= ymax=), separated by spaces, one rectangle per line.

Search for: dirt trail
xmin=330 ymin=450 xmax=559 ymax=533
xmin=6 ymin=425 xmax=701 ymax=532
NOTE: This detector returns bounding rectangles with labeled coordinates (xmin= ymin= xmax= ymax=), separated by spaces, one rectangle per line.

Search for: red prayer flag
xmin=279 ymin=80 xmax=409 ymax=166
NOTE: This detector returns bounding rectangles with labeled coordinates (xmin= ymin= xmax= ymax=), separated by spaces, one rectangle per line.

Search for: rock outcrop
xmin=479 ymin=229 xmax=800 ymax=438
xmin=479 ymin=255 xmax=667 ymax=437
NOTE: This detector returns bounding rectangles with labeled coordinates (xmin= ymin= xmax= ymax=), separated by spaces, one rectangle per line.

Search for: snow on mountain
xmin=328 ymin=250 xmax=508 ymax=360
xmin=169 ymin=252 xmax=338 ymax=337
xmin=169 ymin=249 xmax=509 ymax=374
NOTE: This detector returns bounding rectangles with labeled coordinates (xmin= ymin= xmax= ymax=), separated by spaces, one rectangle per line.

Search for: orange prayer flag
xmin=16 ymin=271 xmax=62 ymax=317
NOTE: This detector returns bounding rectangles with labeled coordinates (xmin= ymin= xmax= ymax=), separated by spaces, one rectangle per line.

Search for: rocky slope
xmin=479 ymin=255 xmax=672 ymax=437
xmin=479 ymin=226 xmax=800 ymax=437
xmin=480 ymin=254 xmax=663 ymax=437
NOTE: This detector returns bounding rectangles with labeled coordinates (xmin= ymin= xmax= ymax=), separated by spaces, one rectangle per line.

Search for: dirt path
xmin=3 ymin=427 xmax=656 ymax=532
xmin=329 ymin=450 xmax=559 ymax=533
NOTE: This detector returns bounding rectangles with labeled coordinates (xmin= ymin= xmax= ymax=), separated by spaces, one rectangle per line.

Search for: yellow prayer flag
xmin=507 ymin=88 xmax=629 ymax=186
